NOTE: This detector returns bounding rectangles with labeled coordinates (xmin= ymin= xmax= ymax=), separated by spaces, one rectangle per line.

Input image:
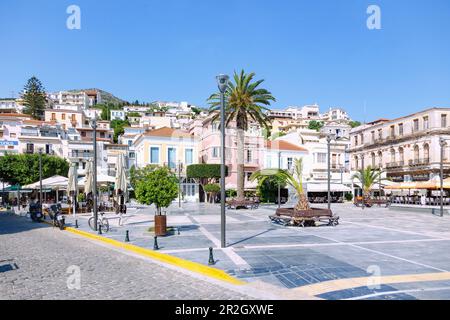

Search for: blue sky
xmin=0 ymin=0 xmax=449 ymax=122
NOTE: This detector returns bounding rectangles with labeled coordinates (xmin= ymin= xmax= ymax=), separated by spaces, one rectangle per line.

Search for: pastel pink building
xmin=190 ymin=117 xmax=266 ymax=190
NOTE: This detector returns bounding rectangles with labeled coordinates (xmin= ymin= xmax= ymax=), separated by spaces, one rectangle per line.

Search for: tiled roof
xmin=143 ymin=127 xmax=193 ymax=138
xmin=266 ymin=140 xmax=308 ymax=152
xmin=0 ymin=113 xmax=31 ymax=118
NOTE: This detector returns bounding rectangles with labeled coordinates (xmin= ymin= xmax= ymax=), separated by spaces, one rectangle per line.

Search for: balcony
xmin=70 ymin=151 xmax=94 ymax=159
xmin=408 ymin=158 xmax=430 ymax=167
xmin=386 ymin=161 xmax=405 ymax=169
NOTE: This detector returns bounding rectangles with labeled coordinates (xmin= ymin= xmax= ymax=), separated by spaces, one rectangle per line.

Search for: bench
xmin=226 ymin=199 xmax=260 ymax=210
xmin=269 ymin=208 xmax=339 ymax=227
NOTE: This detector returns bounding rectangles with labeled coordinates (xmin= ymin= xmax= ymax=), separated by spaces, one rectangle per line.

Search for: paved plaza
xmin=2 ymin=202 xmax=450 ymax=300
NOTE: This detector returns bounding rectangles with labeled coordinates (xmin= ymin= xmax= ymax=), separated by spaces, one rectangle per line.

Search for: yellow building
xmin=133 ymin=127 xmax=200 ymax=202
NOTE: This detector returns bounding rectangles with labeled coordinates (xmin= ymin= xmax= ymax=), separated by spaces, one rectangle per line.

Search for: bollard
xmin=125 ymin=230 xmax=130 ymax=242
xmin=177 ymin=228 xmax=180 ymax=235
xmin=208 ymin=247 xmax=215 ymax=265
xmin=75 ymin=219 xmax=79 ymax=229
xmin=98 ymin=224 xmax=102 ymax=235
xmin=153 ymin=236 xmax=159 ymax=250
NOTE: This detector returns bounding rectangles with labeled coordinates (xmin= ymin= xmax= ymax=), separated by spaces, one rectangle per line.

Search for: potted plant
xmin=134 ymin=166 xmax=178 ymax=236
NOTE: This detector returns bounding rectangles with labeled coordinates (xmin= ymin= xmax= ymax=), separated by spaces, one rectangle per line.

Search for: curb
xmin=63 ymin=226 xmax=245 ymax=286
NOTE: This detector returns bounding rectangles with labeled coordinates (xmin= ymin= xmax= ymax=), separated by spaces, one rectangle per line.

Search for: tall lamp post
xmin=217 ymin=74 xmax=229 ymax=249
xmin=278 ymin=151 xmax=281 ymax=208
xmin=361 ymin=154 xmax=365 ymax=210
xmin=38 ymin=148 xmax=43 ymax=215
xmin=178 ymin=161 xmax=183 ymax=208
xmin=326 ymin=134 xmax=336 ymax=210
xmin=440 ymin=137 xmax=446 ymax=217
xmin=90 ymin=116 xmax=98 ymax=231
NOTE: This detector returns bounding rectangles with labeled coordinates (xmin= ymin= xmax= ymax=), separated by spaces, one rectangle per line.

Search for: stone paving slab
xmin=54 ymin=202 xmax=450 ymax=300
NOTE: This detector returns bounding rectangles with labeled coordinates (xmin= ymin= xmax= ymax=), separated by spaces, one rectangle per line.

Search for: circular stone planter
xmin=273 ymin=207 xmax=338 ymax=227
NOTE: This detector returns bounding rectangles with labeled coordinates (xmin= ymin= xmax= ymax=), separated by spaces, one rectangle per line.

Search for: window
xmin=168 ymin=147 xmax=176 ymax=169
xmin=360 ymin=134 xmax=364 ymax=144
xmin=71 ymin=114 xmax=76 ymax=122
xmin=399 ymin=148 xmax=404 ymax=164
xmin=371 ymin=131 xmax=375 ymax=142
xmin=128 ymin=140 xmax=132 ymax=146
xmin=150 ymin=147 xmax=159 ymax=164
xmin=26 ymin=143 xmax=34 ymax=154
xmin=378 ymin=151 xmax=383 ymax=168
xmin=442 ymin=114 xmax=447 ymax=128
xmin=129 ymin=152 xmax=135 ymax=159
xmin=0 ymin=132 xmax=2 ymax=138
xmin=45 ymin=144 xmax=52 ymax=154
xmin=424 ymin=144 xmax=430 ymax=162
xmin=390 ymin=125 xmax=395 ymax=138
xmin=317 ymin=153 xmax=327 ymax=164
xmin=10 ymin=133 xmax=16 ymax=138
xmin=212 ymin=147 xmax=219 ymax=158
xmin=62 ymin=113 xmax=66 ymax=120
xmin=246 ymin=150 xmax=252 ymax=163
xmin=211 ymin=122 xmax=218 ymax=132
xmin=414 ymin=145 xmax=420 ymax=162
xmin=287 ymin=157 xmax=293 ymax=170
xmin=185 ymin=148 xmax=193 ymax=165
xmin=354 ymin=136 xmax=358 ymax=146
xmin=378 ymin=129 xmax=382 ymax=140
xmin=51 ymin=113 xmax=56 ymax=120
xmin=390 ymin=149 xmax=396 ymax=163
xmin=371 ymin=153 xmax=376 ymax=167
xmin=423 ymin=116 xmax=429 ymax=130
xmin=413 ymin=119 xmax=419 ymax=132
xmin=398 ymin=123 xmax=404 ymax=136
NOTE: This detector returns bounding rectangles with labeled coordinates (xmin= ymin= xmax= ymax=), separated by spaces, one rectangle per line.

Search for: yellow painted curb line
xmin=63 ymin=226 xmax=245 ymax=286
xmin=293 ymin=272 xmax=450 ymax=296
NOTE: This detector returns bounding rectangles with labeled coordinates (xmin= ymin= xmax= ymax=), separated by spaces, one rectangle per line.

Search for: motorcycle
xmin=47 ymin=204 xmax=65 ymax=230
xmin=29 ymin=202 xmax=44 ymax=223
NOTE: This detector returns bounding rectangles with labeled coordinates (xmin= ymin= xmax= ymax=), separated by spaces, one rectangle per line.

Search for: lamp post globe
xmin=216 ymin=74 xmax=229 ymax=93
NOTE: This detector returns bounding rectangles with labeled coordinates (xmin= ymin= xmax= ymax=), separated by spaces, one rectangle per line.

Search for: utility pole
xmin=327 ymin=135 xmax=332 ymax=210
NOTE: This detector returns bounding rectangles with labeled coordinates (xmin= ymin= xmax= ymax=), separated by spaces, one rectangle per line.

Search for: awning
xmin=22 ymin=175 xmax=69 ymax=190
xmin=306 ymin=183 xmax=352 ymax=193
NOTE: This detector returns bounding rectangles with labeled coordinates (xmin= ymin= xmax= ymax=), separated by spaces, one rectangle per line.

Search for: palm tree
xmin=352 ymin=167 xmax=386 ymax=201
xmin=208 ymin=70 xmax=275 ymax=200
xmin=250 ymin=158 xmax=310 ymax=211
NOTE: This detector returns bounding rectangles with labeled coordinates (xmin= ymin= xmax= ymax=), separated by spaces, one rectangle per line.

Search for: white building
xmin=110 ymin=110 xmax=126 ymax=121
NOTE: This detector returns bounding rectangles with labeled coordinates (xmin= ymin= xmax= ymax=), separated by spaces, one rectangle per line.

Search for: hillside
xmin=69 ymin=88 xmax=128 ymax=106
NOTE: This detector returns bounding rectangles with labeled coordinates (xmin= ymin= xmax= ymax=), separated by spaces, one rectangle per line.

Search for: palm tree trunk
xmin=294 ymin=192 xmax=311 ymax=211
xmin=236 ymin=127 xmax=245 ymax=200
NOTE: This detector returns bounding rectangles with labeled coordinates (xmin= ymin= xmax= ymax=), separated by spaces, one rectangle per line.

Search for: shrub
xmin=345 ymin=192 xmax=354 ymax=201
xmin=203 ymin=184 xmax=221 ymax=193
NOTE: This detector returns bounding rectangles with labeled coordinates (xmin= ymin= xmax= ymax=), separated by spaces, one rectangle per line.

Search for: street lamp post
xmin=278 ymin=151 xmax=281 ymax=209
xmin=91 ymin=117 xmax=98 ymax=231
xmin=217 ymin=74 xmax=229 ymax=249
xmin=39 ymin=148 xmax=43 ymax=215
xmin=326 ymin=134 xmax=336 ymax=210
xmin=361 ymin=154 xmax=365 ymax=210
xmin=178 ymin=161 xmax=183 ymax=208
xmin=440 ymin=137 xmax=446 ymax=217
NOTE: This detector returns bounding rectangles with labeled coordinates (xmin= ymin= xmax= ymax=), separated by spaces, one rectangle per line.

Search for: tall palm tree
xmin=208 ymin=70 xmax=275 ymax=200
xmin=250 ymin=158 xmax=310 ymax=211
xmin=352 ymin=167 xmax=386 ymax=201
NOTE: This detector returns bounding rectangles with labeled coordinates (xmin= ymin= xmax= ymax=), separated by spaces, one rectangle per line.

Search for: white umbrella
xmin=115 ymin=154 xmax=128 ymax=200
xmin=67 ymin=163 xmax=78 ymax=218
xmin=84 ymin=160 xmax=93 ymax=195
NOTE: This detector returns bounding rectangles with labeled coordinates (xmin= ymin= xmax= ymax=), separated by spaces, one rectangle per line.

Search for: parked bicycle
xmin=88 ymin=212 xmax=110 ymax=232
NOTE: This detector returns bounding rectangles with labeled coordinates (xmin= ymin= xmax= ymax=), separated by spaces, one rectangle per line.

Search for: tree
xmin=203 ymin=184 xmax=221 ymax=203
xmin=352 ymin=167 xmax=386 ymax=202
xmin=256 ymin=175 xmax=286 ymax=203
xmin=251 ymin=158 xmax=310 ymax=211
xmin=186 ymin=164 xmax=227 ymax=202
xmin=349 ymin=121 xmax=362 ymax=128
xmin=134 ymin=167 xmax=178 ymax=215
xmin=308 ymin=120 xmax=324 ymax=132
xmin=130 ymin=164 xmax=159 ymax=189
xmin=22 ymin=76 xmax=47 ymax=120
xmin=110 ymin=119 xmax=130 ymax=143
xmin=0 ymin=153 xmax=69 ymax=186
xmin=208 ymin=70 xmax=275 ymax=200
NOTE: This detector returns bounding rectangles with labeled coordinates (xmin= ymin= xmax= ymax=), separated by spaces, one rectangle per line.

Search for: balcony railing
xmin=408 ymin=158 xmax=430 ymax=166
xmin=70 ymin=152 xmax=94 ymax=158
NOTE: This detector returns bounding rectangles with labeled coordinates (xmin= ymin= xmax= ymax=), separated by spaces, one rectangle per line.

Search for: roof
xmin=0 ymin=113 xmax=31 ymax=118
xmin=266 ymin=140 xmax=308 ymax=152
xmin=143 ymin=127 xmax=193 ymax=138
xmin=23 ymin=120 xmax=57 ymax=126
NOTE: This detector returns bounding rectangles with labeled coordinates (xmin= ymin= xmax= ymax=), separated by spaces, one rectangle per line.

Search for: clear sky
xmin=1 ymin=0 xmax=449 ymax=122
